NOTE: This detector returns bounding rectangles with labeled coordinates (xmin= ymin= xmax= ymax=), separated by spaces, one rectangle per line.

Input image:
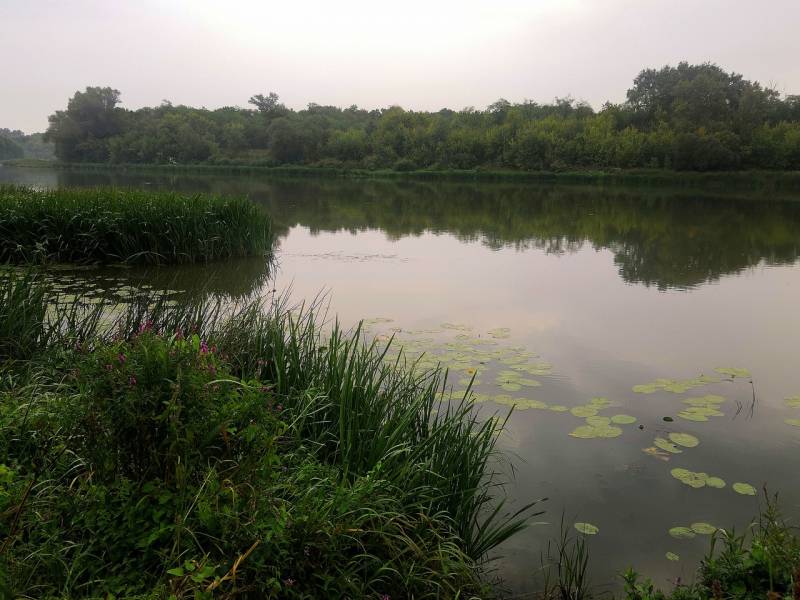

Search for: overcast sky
xmin=2 ymin=0 xmax=799 ymax=133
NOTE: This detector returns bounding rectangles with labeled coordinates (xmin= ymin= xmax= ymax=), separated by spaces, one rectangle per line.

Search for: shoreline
xmin=4 ymin=158 xmax=800 ymax=191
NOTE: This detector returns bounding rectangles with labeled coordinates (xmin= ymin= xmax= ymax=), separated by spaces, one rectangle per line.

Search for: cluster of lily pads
xmin=364 ymin=321 xmax=780 ymax=566
xmin=568 ymin=398 xmax=638 ymax=439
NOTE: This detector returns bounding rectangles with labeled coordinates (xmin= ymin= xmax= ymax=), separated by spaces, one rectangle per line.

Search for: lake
xmin=3 ymin=165 xmax=800 ymax=595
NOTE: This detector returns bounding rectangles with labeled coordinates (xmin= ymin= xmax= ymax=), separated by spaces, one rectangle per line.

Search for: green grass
xmin=0 ymin=274 xmax=540 ymax=598
xmin=0 ymin=185 xmax=274 ymax=265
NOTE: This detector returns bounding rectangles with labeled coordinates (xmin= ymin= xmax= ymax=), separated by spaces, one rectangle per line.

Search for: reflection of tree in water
xmin=54 ymin=170 xmax=800 ymax=290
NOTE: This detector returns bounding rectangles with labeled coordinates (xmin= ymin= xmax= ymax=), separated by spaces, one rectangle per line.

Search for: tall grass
xmin=0 ymin=275 xmax=540 ymax=597
xmin=0 ymin=185 xmax=274 ymax=265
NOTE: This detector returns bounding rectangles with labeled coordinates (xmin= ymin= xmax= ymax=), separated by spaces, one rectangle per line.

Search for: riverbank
xmin=0 ymin=272 xmax=534 ymax=598
xmin=4 ymin=159 xmax=800 ymax=192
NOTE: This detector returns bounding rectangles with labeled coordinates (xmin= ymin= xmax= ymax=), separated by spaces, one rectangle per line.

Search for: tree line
xmin=0 ymin=129 xmax=54 ymax=161
xmin=42 ymin=62 xmax=800 ymax=171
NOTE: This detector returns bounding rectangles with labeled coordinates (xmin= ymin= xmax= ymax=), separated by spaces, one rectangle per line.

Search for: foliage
xmin=43 ymin=63 xmax=800 ymax=171
xmin=0 ymin=185 xmax=273 ymax=265
xmin=0 ymin=128 xmax=55 ymax=160
xmin=0 ymin=136 xmax=24 ymax=160
xmin=0 ymin=277 xmax=538 ymax=598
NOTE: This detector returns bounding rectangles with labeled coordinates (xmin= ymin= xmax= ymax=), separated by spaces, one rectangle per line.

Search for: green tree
xmin=45 ymin=87 xmax=124 ymax=161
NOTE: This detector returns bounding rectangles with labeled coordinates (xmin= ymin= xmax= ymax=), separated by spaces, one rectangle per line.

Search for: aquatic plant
xmin=0 ymin=185 xmax=274 ymax=265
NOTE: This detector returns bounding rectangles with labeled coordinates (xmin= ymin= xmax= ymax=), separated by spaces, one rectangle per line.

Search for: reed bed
xmin=0 ymin=185 xmax=274 ymax=265
xmin=0 ymin=275 xmax=539 ymax=598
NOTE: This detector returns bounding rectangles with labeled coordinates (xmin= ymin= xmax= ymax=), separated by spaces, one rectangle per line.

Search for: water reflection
xmin=4 ymin=166 xmax=799 ymax=291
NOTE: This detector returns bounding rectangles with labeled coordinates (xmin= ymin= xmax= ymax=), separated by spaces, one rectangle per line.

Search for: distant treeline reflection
xmin=47 ymin=170 xmax=800 ymax=291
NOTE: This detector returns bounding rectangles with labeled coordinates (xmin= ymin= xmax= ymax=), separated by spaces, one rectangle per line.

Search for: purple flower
xmin=129 ymin=375 xmax=137 ymax=386
xmin=200 ymin=340 xmax=209 ymax=354
xmin=381 ymin=595 xmax=390 ymax=600
xmin=118 ymin=353 xmax=126 ymax=364
xmin=175 ymin=328 xmax=184 ymax=340
xmin=283 ymin=577 xmax=295 ymax=587
xmin=105 ymin=364 xmax=113 ymax=371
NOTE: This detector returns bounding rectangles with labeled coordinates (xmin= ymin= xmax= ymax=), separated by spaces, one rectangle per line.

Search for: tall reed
xmin=0 ymin=185 xmax=274 ymax=265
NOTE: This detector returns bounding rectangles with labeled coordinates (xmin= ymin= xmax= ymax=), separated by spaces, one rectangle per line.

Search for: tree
xmin=45 ymin=87 xmax=124 ymax=161
xmin=0 ymin=136 xmax=24 ymax=160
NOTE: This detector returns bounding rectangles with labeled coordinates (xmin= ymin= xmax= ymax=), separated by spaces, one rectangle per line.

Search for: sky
xmin=2 ymin=0 xmax=800 ymax=133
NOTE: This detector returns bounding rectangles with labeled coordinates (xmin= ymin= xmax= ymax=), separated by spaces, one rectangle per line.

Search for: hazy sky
xmin=3 ymin=0 xmax=800 ymax=133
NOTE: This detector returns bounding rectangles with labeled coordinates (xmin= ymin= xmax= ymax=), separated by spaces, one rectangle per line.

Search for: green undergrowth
xmin=0 ymin=274 xmax=539 ymax=598
xmin=0 ymin=185 xmax=274 ymax=265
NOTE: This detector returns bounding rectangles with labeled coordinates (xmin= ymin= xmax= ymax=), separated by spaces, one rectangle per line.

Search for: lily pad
xmin=668 ymin=526 xmax=696 ymax=539
xmin=705 ymin=477 xmax=726 ymax=489
xmin=715 ymin=367 xmax=751 ymax=378
xmin=654 ymin=438 xmax=682 ymax=454
xmin=690 ymin=522 xmax=717 ymax=535
xmin=732 ymin=482 xmax=757 ymax=496
xmin=611 ymin=414 xmax=637 ymax=425
xmin=786 ymin=396 xmax=800 ymax=409
xmin=571 ymin=406 xmax=599 ymax=418
xmin=574 ymin=522 xmax=599 ymax=535
xmin=669 ymin=433 xmax=700 ymax=448
xmin=670 ymin=468 xmax=716 ymax=489
xmin=549 ymin=405 xmax=569 ymax=412
xmin=487 ymin=327 xmax=511 ymax=339
xmin=666 ymin=552 xmax=680 ymax=561
xmin=569 ymin=426 xmax=600 ymax=439
xmin=676 ymin=410 xmax=709 ymax=422
xmin=585 ymin=416 xmax=611 ymax=427
xmin=785 ymin=419 xmax=800 ymax=428
xmin=500 ymin=383 xmax=522 ymax=392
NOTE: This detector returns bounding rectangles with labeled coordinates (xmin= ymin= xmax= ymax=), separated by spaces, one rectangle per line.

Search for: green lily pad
xmin=690 ymin=522 xmax=717 ymax=535
xmin=670 ymin=468 xmax=716 ymax=489
xmin=569 ymin=426 xmax=599 ymax=439
xmin=786 ymin=396 xmax=800 ymax=409
xmin=589 ymin=397 xmax=612 ymax=408
xmin=655 ymin=438 xmax=683 ymax=454
xmin=677 ymin=410 xmax=709 ymax=422
xmin=487 ymin=327 xmax=511 ymax=339
xmin=715 ymin=367 xmax=751 ymax=378
xmin=706 ymin=477 xmax=726 ymax=489
xmin=574 ymin=522 xmax=599 ymax=535
xmin=732 ymin=482 xmax=757 ymax=496
xmin=458 ymin=378 xmax=481 ymax=387
xmin=666 ymin=552 xmax=680 ymax=561
xmin=669 ymin=433 xmax=700 ymax=448
xmin=571 ymin=406 xmax=599 ymax=418
xmin=585 ymin=416 xmax=611 ymax=427
xmin=500 ymin=383 xmax=522 ymax=392
xmin=549 ymin=405 xmax=569 ymax=412
xmin=668 ymin=526 xmax=696 ymax=539
xmin=633 ymin=384 xmax=660 ymax=394
xmin=611 ymin=414 xmax=637 ymax=425
xmin=785 ymin=419 xmax=800 ymax=428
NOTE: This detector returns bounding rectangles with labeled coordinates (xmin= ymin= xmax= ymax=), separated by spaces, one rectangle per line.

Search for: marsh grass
xmin=0 ymin=185 xmax=274 ymax=265
xmin=0 ymin=275 xmax=540 ymax=598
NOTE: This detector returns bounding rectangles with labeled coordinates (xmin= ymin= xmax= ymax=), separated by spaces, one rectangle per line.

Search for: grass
xmin=0 ymin=185 xmax=274 ymax=265
xmin=0 ymin=274 xmax=540 ymax=598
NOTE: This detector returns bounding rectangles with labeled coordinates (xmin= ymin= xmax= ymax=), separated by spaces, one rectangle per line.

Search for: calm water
xmin=3 ymin=166 xmax=800 ymax=594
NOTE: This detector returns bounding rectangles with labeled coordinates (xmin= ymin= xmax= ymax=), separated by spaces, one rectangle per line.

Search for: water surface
xmin=3 ymin=165 xmax=800 ymax=594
